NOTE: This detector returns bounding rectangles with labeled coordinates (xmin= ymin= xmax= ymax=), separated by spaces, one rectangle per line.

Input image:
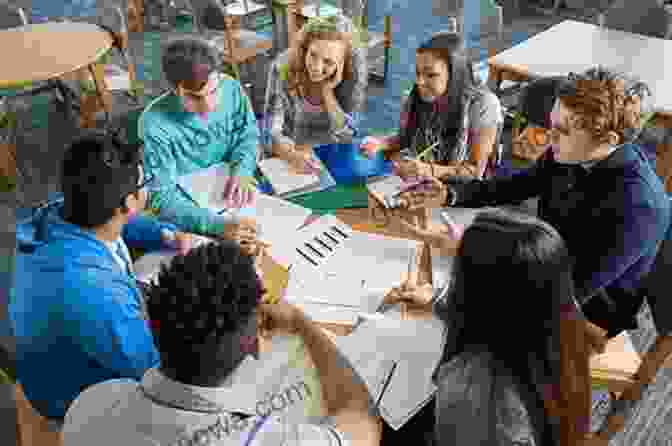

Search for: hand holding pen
xmin=392 ymin=141 xmax=439 ymax=179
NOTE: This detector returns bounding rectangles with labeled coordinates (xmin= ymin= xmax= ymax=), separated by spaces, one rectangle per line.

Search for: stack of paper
xmin=177 ymin=163 xmax=314 ymax=260
xmin=282 ymin=214 xmax=421 ymax=313
xmin=258 ymin=157 xmax=322 ymax=197
xmin=259 ymin=158 xmax=336 ymax=198
xmin=333 ymin=311 xmax=447 ymax=430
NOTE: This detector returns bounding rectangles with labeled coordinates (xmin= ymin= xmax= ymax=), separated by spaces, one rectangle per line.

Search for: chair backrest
xmin=641 ymin=205 xmax=672 ymax=338
xmin=603 ymin=0 xmax=670 ymax=39
xmin=0 ymin=1 xmax=28 ymax=29
xmin=517 ymin=76 xmax=565 ymax=128
xmin=186 ymin=0 xmax=246 ymax=33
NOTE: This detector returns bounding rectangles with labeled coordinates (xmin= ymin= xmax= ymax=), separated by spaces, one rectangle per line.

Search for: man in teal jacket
xmin=11 ymin=131 xmax=192 ymax=426
xmin=140 ymin=37 xmax=262 ymax=244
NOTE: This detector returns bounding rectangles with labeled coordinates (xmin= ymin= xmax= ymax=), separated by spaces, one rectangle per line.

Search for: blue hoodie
xmin=11 ymin=196 xmax=176 ymax=420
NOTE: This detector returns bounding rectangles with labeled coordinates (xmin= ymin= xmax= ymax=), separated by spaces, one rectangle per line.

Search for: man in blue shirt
xmin=11 ymin=130 xmax=192 ymax=426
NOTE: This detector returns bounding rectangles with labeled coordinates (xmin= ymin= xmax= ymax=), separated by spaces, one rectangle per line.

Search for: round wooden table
xmin=0 ymin=21 xmax=114 ymax=126
xmin=0 ymin=22 xmax=112 ymax=89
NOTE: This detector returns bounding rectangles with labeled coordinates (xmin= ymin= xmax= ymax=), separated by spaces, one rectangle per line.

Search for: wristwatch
xmin=444 ymin=185 xmax=458 ymax=206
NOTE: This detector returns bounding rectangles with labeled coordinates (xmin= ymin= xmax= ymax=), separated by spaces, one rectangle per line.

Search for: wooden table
xmin=326 ymin=203 xmax=642 ymax=394
xmin=488 ymin=20 xmax=672 ymax=125
xmin=0 ymin=22 xmax=114 ymax=125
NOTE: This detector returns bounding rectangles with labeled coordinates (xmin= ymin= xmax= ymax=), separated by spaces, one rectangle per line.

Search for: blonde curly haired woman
xmin=263 ymin=14 xmax=370 ymax=179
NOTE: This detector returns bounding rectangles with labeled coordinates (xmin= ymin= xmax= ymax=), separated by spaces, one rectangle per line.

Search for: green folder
xmin=285 ymin=183 xmax=370 ymax=214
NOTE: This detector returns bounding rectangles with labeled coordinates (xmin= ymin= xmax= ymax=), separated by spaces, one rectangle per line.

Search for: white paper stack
xmin=282 ymin=214 xmax=421 ymax=316
xmin=333 ymin=311 xmax=447 ymax=430
xmin=257 ymin=157 xmax=322 ymax=197
xmin=176 ymin=163 xmax=314 ymax=262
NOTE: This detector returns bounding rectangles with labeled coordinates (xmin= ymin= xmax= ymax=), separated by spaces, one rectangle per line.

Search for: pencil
xmin=402 ymin=248 xmax=416 ymax=320
xmin=374 ymin=361 xmax=398 ymax=410
xmin=416 ymin=141 xmax=440 ymax=161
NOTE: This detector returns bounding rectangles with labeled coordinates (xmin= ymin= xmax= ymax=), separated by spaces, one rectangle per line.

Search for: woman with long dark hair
xmin=383 ymin=209 xmax=592 ymax=446
xmin=361 ymin=31 xmax=503 ymax=180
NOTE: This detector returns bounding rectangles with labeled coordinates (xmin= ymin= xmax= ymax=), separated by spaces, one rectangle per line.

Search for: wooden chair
xmin=184 ymin=0 xmax=273 ymax=79
xmin=49 ymin=1 xmax=140 ymax=128
xmin=285 ymin=0 xmax=393 ymax=83
xmin=0 ymin=1 xmax=78 ymax=184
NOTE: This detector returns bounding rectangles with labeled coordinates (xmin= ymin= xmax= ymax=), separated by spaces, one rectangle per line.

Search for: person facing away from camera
xmin=11 ymin=131 xmax=194 ymax=427
xmin=381 ymin=209 xmax=592 ymax=446
xmin=62 ymin=239 xmax=382 ymax=446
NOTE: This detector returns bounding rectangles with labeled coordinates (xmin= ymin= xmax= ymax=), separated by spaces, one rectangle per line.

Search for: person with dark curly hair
xmin=62 ymin=240 xmax=381 ymax=446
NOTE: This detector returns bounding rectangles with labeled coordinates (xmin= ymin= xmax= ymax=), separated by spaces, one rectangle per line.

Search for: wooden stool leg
xmin=79 ymin=63 xmax=112 ymax=128
xmin=14 ymin=384 xmax=63 ymax=446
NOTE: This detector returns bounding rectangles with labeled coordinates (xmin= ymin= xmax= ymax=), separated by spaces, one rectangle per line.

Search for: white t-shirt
xmin=62 ymin=369 xmax=349 ymax=446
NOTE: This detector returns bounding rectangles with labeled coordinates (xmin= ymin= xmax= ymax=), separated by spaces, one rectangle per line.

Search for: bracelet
xmin=445 ymin=186 xmax=457 ymax=206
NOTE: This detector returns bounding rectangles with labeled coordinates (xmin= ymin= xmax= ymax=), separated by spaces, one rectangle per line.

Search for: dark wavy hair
xmin=435 ymin=209 xmax=591 ymax=446
xmin=401 ymin=31 xmax=488 ymax=159
xmin=146 ymin=240 xmax=265 ymax=383
xmin=61 ymin=129 xmax=142 ymax=228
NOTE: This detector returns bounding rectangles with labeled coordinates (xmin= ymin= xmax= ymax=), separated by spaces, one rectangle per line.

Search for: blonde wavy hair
xmin=285 ymin=15 xmax=356 ymax=99
xmin=557 ymin=75 xmax=641 ymax=145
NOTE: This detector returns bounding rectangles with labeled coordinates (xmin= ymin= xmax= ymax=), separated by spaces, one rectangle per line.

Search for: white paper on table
xmin=278 ymin=158 xmax=337 ymax=199
xmin=366 ymin=175 xmax=406 ymax=208
xmin=177 ymin=162 xmax=233 ymax=211
xmin=284 ymin=215 xmax=420 ymax=307
xmin=177 ymin=164 xmax=313 ymax=262
xmin=258 ymin=157 xmax=321 ymax=197
xmin=334 ymin=312 xmax=447 ymax=430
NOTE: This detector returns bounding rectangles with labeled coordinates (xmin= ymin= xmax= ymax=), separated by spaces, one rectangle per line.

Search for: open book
xmin=258 ymin=157 xmax=322 ymax=197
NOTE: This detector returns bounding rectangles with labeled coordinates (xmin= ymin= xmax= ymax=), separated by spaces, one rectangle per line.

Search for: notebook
xmin=366 ymin=175 xmax=407 ymax=209
xmin=333 ymin=309 xmax=447 ymax=430
xmin=258 ymin=157 xmax=322 ymax=197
